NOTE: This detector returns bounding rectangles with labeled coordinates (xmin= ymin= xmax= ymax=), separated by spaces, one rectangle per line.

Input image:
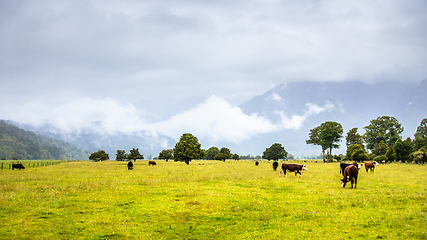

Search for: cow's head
xmin=302 ymin=164 xmax=308 ymax=171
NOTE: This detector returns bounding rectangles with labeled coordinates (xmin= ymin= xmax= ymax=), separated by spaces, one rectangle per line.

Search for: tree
xmin=413 ymin=118 xmax=427 ymax=151
xmin=346 ymin=144 xmax=365 ymax=160
xmin=263 ymin=143 xmax=288 ymax=160
xmin=363 ymin=116 xmax=404 ymax=151
xmin=320 ymin=121 xmax=343 ymax=162
xmin=89 ymin=150 xmax=109 ymax=161
xmin=231 ymin=154 xmax=240 ymax=160
xmin=158 ymin=149 xmax=173 ymax=161
xmin=306 ymin=126 xmax=327 ymax=162
xmin=372 ymin=140 xmax=388 ymax=157
xmin=116 ymin=150 xmax=126 ymax=161
xmin=394 ymin=138 xmax=412 ymax=162
xmin=128 ymin=148 xmax=144 ymax=162
xmin=215 ymin=147 xmax=231 ymax=161
xmin=346 ymin=128 xmax=364 ymax=148
xmin=173 ymin=133 xmax=203 ymax=164
xmin=205 ymin=147 xmax=220 ymax=160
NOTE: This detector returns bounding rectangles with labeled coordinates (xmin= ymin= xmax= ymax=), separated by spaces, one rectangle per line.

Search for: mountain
xmin=237 ymin=80 xmax=427 ymax=157
xmin=0 ymin=120 xmax=89 ymax=160
xmin=5 ymin=80 xmax=426 ymax=159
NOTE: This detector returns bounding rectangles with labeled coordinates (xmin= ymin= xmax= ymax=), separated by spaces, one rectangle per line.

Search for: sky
xmin=1 ymin=0 xmax=427 ymax=152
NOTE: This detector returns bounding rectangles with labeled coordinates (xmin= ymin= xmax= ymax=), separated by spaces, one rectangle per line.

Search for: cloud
xmin=274 ymin=101 xmax=335 ymax=130
xmin=2 ymin=95 xmax=334 ymax=145
xmin=153 ymin=96 xmax=277 ymax=143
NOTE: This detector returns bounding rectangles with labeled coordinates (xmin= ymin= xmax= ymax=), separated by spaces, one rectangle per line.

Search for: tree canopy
xmin=115 ymin=150 xmax=126 ymax=161
xmin=346 ymin=128 xmax=364 ymax=148
xmin=205 ymin=147 xmax=220 ymax=160
xmin=262 ymin=143 xmax=288 ymax=160
xmin=363 ymin=116 xmax=403 ymax=151
xmin=307 ymin=121 xmax=343 ymax=162
xmin=128 ymin=148 xmax=144 ymax=161
xmin=215 ymin=147 xmax=231 ymax=161
xmin=89 ymin=150 xmax=109 ymax=161
xmin=158 ymin=149 xmax=173 ymax=161
xmin=173 ymin=133 xmax=203 ymax=164
xmin=413 ymin=118 xmax=427 ymax=151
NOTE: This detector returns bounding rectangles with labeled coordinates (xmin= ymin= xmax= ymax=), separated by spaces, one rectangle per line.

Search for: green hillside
xmin=0 ymin=120 xmax=89 ymax=160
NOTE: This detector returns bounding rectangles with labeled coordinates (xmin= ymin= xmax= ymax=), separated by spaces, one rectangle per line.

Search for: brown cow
xmin=341 ymin=165 xmax=358 ymax=189
xmin=148 ymin=160 xmax=157 ymax=166
xmin=279 ymin=163 xmax=308 ymax=177
xmin=364 ymin=161 xmax=378 ymax=173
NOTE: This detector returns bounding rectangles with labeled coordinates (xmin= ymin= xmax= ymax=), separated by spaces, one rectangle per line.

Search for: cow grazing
xmin=280 ymin=163 xmax=308 ymax=177
xmin=340 ymin=162 xmax=361 ymax=177
xmin=364 ymin=161 xmax=378 ymax=173
xmin=255 ymin=161 xmax=259 ymax=166
xmin=148 ymin=161 xmax=157 ymax=166
xmin=127 ymin=161 xmax=133 ymax=170
xmin=341 ymin=165 xmax=358 ymax=189
xmin=12 ymin=163 xmax=25 ymax=170
xmin=272 ymin=161 xmax=279 ymax=171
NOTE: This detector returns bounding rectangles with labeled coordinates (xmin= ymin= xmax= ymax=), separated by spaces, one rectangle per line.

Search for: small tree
xmin=394 ymin=138 xmax=412 ymax=162
xmin=116 ymin=150 xmax=126 ymax=161
xmin=89 ymin=150 xmax=109 ymax=161
xmin=263 ymin=143 xmax=288 ymax=160
xmin=158 ymin=149 xmax=173 ymax=161
xmin=214 ymin=147 xmax=231 ymax=161
xmin=231 ymin=154 xmax=240 ymax=160
xmin=173 ymin=133 xmax=203 ymax=165
xmin=205 ymin=147 xmax=220 ymax=160
xmin=346 ymin=128 xmax=364 ymax=148
xmin=128 ymin=148 xmax=144 ymax=162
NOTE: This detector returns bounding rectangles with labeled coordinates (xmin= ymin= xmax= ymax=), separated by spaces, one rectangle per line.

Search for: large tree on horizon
xmin=262 ymin=143 xmax=288 ymax=160
xmin=173 ymin=133 xmax=204 ymax=165
xmin=307 ymin=121 xmax=343 ymax=162
xmin=363 ymin=116 xmax=403 ymax=151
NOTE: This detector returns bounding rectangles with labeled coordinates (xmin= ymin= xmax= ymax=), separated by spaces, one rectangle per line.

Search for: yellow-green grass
xmin=0 ymin=160 xmax=426 ymax=239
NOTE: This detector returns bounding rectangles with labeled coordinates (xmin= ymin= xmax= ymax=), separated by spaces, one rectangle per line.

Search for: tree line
xmin=306 ymin=116 xmax=427 ymax=163
xmin=88 ymin=116 xmax=427 ymax=164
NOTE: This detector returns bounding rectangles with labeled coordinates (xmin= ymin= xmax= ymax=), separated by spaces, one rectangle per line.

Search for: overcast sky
xmin=1 ymin=0 xmax=426 ymax=147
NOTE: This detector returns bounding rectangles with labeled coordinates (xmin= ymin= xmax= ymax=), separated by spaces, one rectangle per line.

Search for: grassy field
xmin=0 ymin=160 xmax=426 ymax=239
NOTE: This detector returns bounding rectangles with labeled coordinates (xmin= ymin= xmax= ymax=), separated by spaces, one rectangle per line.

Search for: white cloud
xmin=275 ymin=101 xmax=335 ymax=130
xmin=3 ymin=96 xmax=337 ymax=144
xmin=153 ymin=95 xmax=277 ymax=143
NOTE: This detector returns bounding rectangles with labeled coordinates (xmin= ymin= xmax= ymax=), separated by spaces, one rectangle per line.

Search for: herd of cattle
xmin=11 ymin=159 xmax=379 ymax=189
xmin=265 ymin=160 xmax=379 ymax=189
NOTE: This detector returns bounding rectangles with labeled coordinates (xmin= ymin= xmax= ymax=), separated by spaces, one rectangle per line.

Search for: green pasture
xmin=0 ymin=160 xmax=426 ymax=239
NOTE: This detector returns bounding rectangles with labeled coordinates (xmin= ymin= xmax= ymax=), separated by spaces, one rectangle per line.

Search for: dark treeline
xmin=0 ymin=120 xmax=89 ymax=160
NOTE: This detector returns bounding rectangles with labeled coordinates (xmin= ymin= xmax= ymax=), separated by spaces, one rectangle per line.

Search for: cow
xmin=280 ymin=163 xmax=308 ymax=177
xmin=255 ymin=161 xmax=259 ymax=166
xmin=272 ymin=161 xmax=279 ymax=171
xmin=365 ymin=161 xmax=378 ymax=173
xmin=340 ymin=162 xmax=361 ymax=177
xmin=341 ymin=165 xmax=358 ymax=189
xmin=127 ymin=161 xmax=133 ymax=170
xmin=12 ymin=163 xmax=25 ymax=170
xmin=148 ymin=160 xmax=157 ymax=166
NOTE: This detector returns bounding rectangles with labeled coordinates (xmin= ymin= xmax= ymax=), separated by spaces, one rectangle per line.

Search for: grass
xmin=0 ymin=160 xmax=426 ymax=239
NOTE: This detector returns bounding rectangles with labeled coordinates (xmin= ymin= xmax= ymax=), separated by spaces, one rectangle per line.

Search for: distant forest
xmin=0 ymin=120 xmax=89 ymax=160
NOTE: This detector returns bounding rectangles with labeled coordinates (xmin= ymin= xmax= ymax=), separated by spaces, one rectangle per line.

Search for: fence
xmin=0 ymin=161 xmax=63 ymax=170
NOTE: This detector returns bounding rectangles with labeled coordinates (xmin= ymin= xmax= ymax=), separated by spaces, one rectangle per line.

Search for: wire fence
xmin=0 ymin=161 xmax=63 ymax=170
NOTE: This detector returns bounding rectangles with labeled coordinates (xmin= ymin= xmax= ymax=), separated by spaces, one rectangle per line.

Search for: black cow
xmin=127 ymin=161 xmax=133 ymax=170
xmin=148 ymin=161 xmax=157 ymax=166
xmin=255 ymin=161 xmax=259 ymax=166
xmin=12 ymin=163 xmax=25 ymax=170
xmin=272 ymin=161 xmax=279 ymax=171
xmin=340 ymin=162 xmax=361 ymax=177
xmin=341 ymin=165 xmax=358 ymax=189
xmin=280 ymin=163 xmax=308 ymax=177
